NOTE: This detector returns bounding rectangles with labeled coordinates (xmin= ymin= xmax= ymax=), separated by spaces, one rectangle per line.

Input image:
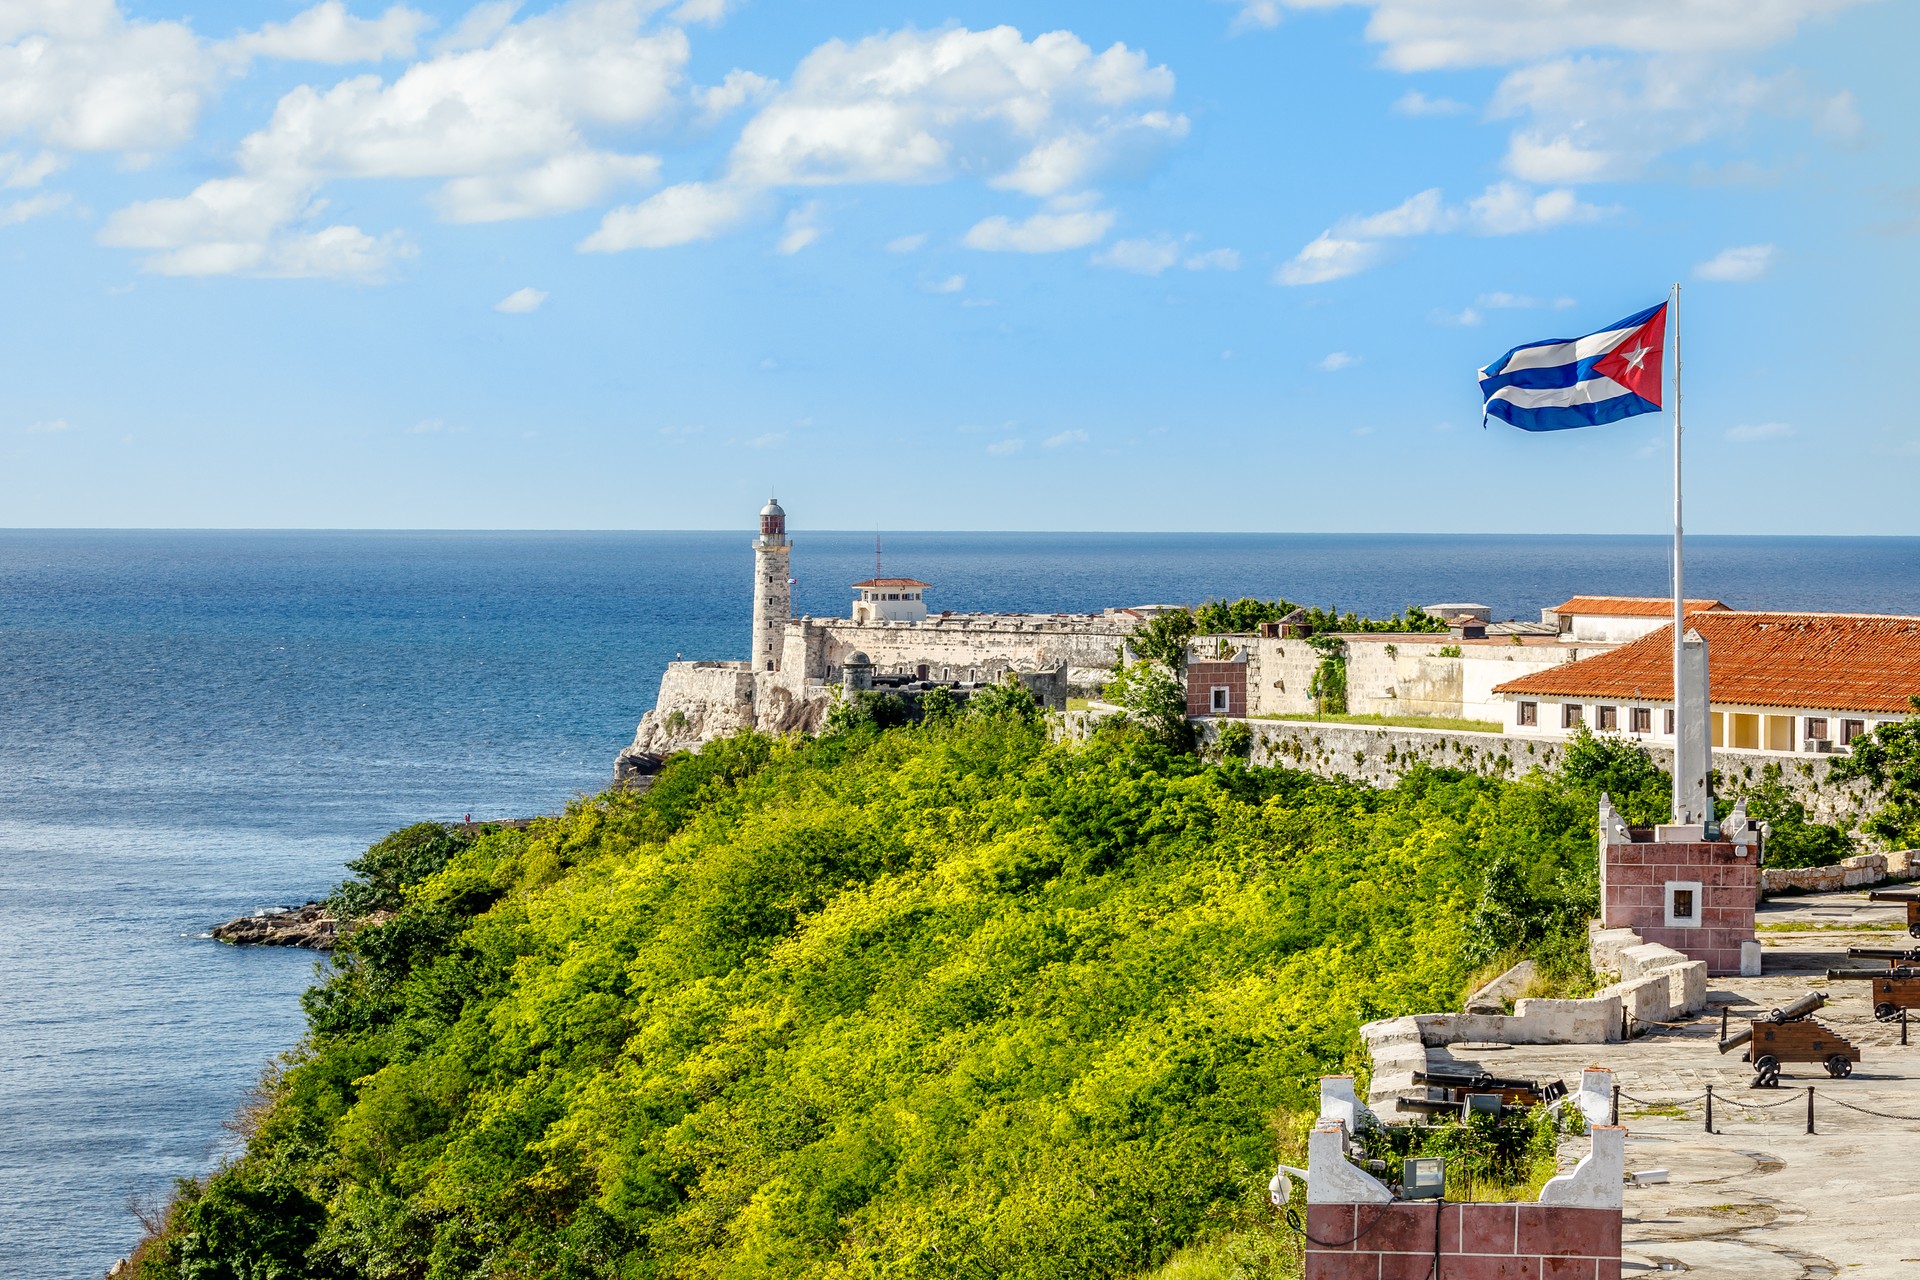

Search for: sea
xmin=3 ymin=529 xmax=1918 ymax=1279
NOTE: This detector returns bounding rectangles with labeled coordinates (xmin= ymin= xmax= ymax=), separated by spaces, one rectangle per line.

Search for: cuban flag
xmin=1478 ymin=301 xmax=1668 ymax=431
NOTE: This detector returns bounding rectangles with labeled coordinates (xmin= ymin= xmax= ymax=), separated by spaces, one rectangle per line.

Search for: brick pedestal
xmin=1305 ymin=1202 xmax=1622 ymax=1280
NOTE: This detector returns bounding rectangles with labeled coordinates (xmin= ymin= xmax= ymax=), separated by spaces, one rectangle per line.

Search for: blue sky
xmin=2 ymin=0 xmax=1914 ymax=532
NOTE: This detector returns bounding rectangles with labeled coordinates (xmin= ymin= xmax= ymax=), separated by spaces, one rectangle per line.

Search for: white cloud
xmin=436 ymin=152 xmax=660 ymax=222
xmin=726 ymin=26 xmax=1179 ymax=195
xmin=694 ymin=69 xmax=775 ymax=121
xmin=95 ymin=0 xmax=690 ymax=275
xmin=1337 ymin=187 xmax=1453 ymax=237
xmin=777 ymin=201 xmax=822 ymax=253
xmin=986 ymin=437 xmax=1025 ymax=456
xmin=1229 ymin=2 xmax=1281 ymax=35
xmin=1 ymin=192 xmax=70 ymax=225
xmin=1186 ymin=247 xmax=1240 ymax=271
xmin=746 ymin=430 xmax=788 ymax=448
xmin=1465 ymin=181 xmax=1608 ymax=233
xmin=24 ymin=418 xmax=70 ymax=433
xmin=1276 ymin=233 xmax=1381 ymax=285
xmin=1694 ymin=243 xmax=1777 ymax=282
xmin=1726 ymin=421 xmax=1794 ymax=443
xmin=1429 ymin=306 xmax=1481 ymax=326
xmin=1282 ymin=182 xmax=1604 ymax=284
xmin=433 ymin=1 xmax=518 ymax=54
xmin=1095 ymin=235 xmax=1239 ymax=275
xmin=0 ymin=150 xmax=64 ymax=188
xmin=1392 ymin=90 xmax=1468 ymax=116
xmin=964 ymin=209 xmax=1115 ymax=253
xmin=1491 ymin=55 xmax=1867 ymax=184
xmin=231 ymin=2 xmax=432 ymax=64
xmin=1319 ymin=351 xmax=1359 ymax=372
xmin=494 ymin=286 xmax=546 ymax=313
xmin=1044 ymin=429 xmax=1089 ymax=447
xmin=925 ymin=274 xmax=965 ymax=293
xmin=1311 ymin=0 xmax=1870 ymax=73
xmin=582 ymin=181 xmax=758 ymax=251
xmin=1094 ymin=235 xmax=1180 ymax=275
xmin=886 ymin=232 xmax=928 ymax=253
xmin=1478 ymin=291 xmax=1538 ymax=308
xmin=0 ymin=2 xmax=224 ymax=153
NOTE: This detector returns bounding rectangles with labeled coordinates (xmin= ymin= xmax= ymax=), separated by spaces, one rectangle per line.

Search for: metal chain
xmin=1711 ymin=1091 xmax=1804 ymax=1111
xmin=1822 ymin=1095 xmax=1920 ymax=1123
xmin=1616 ymin=1091 xmax=1706 ymax=1107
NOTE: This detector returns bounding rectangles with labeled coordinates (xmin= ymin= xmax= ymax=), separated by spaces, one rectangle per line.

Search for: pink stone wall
xmin=1306 ymin=1202 xmax=1622 ymax=1279
xmin=1185 ymin=660 xmax=1247 ymax=718
xmin=1602 ymin=839 xmax=1757 ymax=976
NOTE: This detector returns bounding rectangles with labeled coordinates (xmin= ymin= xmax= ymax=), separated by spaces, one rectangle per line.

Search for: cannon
xmin=1868 ymin=890 xmax=1920 ymax=938
xmin=1402 ymin=1069 xmax=1566 ymax=1118
xmin=1849 ymin=946 xmax=1920 ymax=966
xmin=1717 ymin=991 xmax=1858 ymax=1087
xmin=1828 ymin=967 xmax=1920 ymax=1021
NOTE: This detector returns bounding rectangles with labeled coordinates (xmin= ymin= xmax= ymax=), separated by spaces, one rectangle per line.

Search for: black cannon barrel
xmin=1849 ymin=947 xmax=1920 ymax=962
xmin=1828 ymin=968 xmax=1896 ymax=981
xmin=1869 ymin=890 xmax=1920 ymax=903
xmin=1718 ymin=991 xmax=1828 ymax=1054
xmin=1410 ymin=1069 xmax=1547 ymax=1093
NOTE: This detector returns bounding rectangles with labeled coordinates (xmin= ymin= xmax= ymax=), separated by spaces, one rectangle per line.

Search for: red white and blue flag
xmin=1478 ymin=301 xmax=1667 ymax=431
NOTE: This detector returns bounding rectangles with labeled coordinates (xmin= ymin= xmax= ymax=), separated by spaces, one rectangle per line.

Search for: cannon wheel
xmin=1825 ymin=1055 xmax=1853 ymax=1080
xmin=1910 ymin=923 xmax=1920 ymax=939
xmin=1876 ymin=1001 xmax=1899 ymax=1022
xmin=1752 ymin=1055 xmax=1781 ymax=1089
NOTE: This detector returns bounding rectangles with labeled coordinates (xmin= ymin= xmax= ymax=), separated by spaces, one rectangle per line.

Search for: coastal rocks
xmin=209 ymin=902 xmax=337 ymax=950
xmin=616 ymin=667 xmax=834 ymax=780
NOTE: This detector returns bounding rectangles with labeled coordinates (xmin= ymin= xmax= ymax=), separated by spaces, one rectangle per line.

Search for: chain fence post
xmin=1704 ymin=1085 xmax=1714 ymax=1134
xmin=1611 ymin=1084 xmax=1619 ymax=1126
xmin=1903 ymin=1008 xmax=1910 ymax=1048
xmin=1806 ymin=1086 xmax=1815 ymax=1135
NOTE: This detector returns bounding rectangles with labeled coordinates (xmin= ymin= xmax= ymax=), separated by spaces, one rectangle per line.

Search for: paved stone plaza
xmin=1430 ymin=890 xmax=1920 ymax=1277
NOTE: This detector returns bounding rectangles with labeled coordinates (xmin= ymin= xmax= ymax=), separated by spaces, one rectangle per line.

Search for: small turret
xmin=758 ymin=497 xmax=787 ymax=547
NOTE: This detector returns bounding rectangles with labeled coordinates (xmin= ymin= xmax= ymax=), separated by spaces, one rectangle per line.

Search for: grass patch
xmin=1066 ymin=697 xmax=1090 ymax=711
xmin=1628 ymin=1103 xmax=1687 ymax=1119
xmin=1254 ymin=712 xmax=1504 ymax=734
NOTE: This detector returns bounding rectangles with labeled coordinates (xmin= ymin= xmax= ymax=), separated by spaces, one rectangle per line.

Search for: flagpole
xmin=1671 ymin=280 xmax=1686 ymax=823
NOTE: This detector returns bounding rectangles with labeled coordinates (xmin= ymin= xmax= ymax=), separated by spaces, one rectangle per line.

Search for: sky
xmin=1 ymin=0 xmax=1915 ymax=533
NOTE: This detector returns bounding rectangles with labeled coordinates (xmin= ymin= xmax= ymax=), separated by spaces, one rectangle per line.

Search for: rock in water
xmin=209 ymin=902 xmax=337 ymax=950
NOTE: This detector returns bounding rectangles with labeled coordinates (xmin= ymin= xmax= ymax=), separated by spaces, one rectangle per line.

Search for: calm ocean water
xmin=3 ymin=529 xmax=1918 ymax=1278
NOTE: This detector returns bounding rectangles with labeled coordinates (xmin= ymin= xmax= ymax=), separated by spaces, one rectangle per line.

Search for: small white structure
xmin=851 ymin=578 xmax=931 ymax=624
xmin=1545 ymin=595 xmax=1728 ymax=644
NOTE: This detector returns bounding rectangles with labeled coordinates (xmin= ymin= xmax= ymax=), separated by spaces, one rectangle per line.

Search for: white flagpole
xmin=1670 ymin=281 xmax=1686 ymax=822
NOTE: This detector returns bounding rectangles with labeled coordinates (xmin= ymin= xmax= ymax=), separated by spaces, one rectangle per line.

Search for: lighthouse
xmin=752 ymin=497 xmax=791 ymax=671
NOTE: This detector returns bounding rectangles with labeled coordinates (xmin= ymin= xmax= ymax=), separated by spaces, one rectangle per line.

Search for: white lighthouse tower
xmin=751 ymin=497 xmax=791 ymax=672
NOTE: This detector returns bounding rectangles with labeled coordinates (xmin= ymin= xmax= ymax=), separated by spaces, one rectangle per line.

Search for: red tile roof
xmin=1494 ymin=612 xmax=1920 ymax=714
xmin=851 ymin=578 xmax=931 ymax=589
xmin=1551 ymin=595 xmax=1729 ymax=617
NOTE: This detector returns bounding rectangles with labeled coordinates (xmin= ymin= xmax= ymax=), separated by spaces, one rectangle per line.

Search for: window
xmin=1562 ymin=703 xmax=1584 ymax=729
xmin=1842 ymin=719 xmax=1867 ymax=746
xmin=1805 ymin=717 xmax=1829 ymax=740
xmin=1664 ymin=709 xmax=1675 ymax=735
xmin=1597 ymin=705 xmax=1618 ymax=731
xmin=1517 ymin=701 xmax=1537 ymax=727
xmin=1630 ymin=707 xmax=1652 ymax=734
xmin=1210 ymin=686 xmax=1230 ymax=714
xmin=1664 ymin=880 xmax=1703 ymax=929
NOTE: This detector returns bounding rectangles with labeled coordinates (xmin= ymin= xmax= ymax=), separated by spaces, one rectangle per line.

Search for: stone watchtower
xmin=752 ymin=497 xmax=791 ymax=672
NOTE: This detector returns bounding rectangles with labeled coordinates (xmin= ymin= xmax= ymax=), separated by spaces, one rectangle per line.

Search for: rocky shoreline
xmin=208 ymin=902 xmax=338 ymax=950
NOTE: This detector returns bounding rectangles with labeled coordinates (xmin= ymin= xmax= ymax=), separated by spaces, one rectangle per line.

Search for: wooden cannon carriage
xmin=1718 ymin=991 xmax=1861 ymax=1087
xmin=1828 ymin=956 xmax=1920 ymax=1021
xmin=1868 ymin=890 xmax=1920 ymax=939
xmin=1402 ymin=1068 xmax=1567 ymax=1118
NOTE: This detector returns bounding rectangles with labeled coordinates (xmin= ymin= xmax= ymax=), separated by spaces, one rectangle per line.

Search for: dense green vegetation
xmin=1190 ymin=600 xmax=1446 ymax=638
xmin=131 ymin=705 xmax=1623 ymax=1280
xmin=1831 ymin=696 xmax=1920 ymax=852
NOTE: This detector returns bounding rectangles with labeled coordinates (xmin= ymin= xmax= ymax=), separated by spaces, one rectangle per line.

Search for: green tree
xmin=1307 ymin=637 xmax=1348 ymax=715
xmin=1101 ymin=659 xmax=1191 ymax=749
xmin=1555 ymin=725 xmax=1669 ymax=825
xmin=1720 ymin=762 xmax=1853 ymax=869
xmin=1830 ymin=696 xmax=1920 ymax=850
xmin=1129 ymin=609 xmax=1197 ymax=669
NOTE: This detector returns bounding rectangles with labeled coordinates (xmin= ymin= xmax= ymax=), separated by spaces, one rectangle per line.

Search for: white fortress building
xmin=617 ymin=499 xmax=1143 ymax=772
